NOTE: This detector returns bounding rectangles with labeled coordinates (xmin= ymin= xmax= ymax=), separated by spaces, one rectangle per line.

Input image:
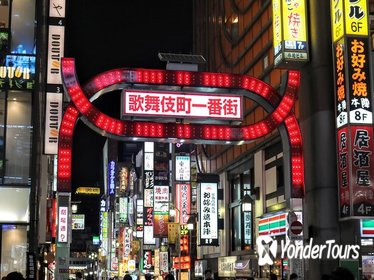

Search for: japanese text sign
xmin=199 ymin=182 xmax=219 ymax=246
xmin=176 ymin=183 xmax=191 ymax=224
xmin=122 ymin=90 xmax=242 ymax=120
xmin=331 ymin=0 xmax=369 ymax=42
xmin=58 ymin=206 xmax=68 ymax=243
xmin=272 ymin=0 xmax=309 ymax=67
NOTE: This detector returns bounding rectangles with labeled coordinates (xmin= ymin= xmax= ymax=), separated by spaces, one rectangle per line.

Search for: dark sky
xmin=64 ymin=1 xmax=193 ymax=233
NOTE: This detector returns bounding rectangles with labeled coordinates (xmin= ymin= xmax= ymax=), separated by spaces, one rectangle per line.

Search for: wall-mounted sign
xmin=259 ymin=213 xmax=287 ymax=236
xmin=44 ymin=92 xmax=63 ymax=154
xmin=76 ymin=187 xmax=100 ymax=195
xmin=176 ymin=183 xmax=191 ymax=224
xmin=361 ymin=219 xmax=374 ymax=237
xmin=346 ymin=37 xmax=372 ymax=124
xmin=199 ymin=182 xmax=218 ymax=246
xmin=122 ymin=90 xmax=242 ymax=120
xmin=58 ymin=206 xmax=68 ymax=242
xmin=108 ymin=160 xmax=116 ymax=196
xmin=175 ymin=155 xmax=190 ymax=181
xmin=72 ymin=214 xmax=84 ymax=230
xmin=119 ymin=197 xmax=128 ymax=223
xmin=272 ymin=0 xmax=309 ymax=68
xmin=218 ymin=256 xmax=237 ymax=278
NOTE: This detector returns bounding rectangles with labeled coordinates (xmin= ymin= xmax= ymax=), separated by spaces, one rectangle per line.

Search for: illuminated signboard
xmin=272 ymin=0 xmax=309 ymax=68
xmin=44 ymin=92 xmax=63 ymax=154
xmin=108 ymin=161 xmax=116 ymax=196
xmin=176 ymin=183 xmax=191 ymax=224
xmin=119 ymin=197 xmax=128 ymax=223
xmin=199 ymin=182 xmax=218 ymax=246
xmin=175 ymin=155 xmax=190 ymax=181
xmin=76 ymin=187 xmax=100 ymax=195
xmin=58 ymin=206 xmax=68 ymax=243
xmin=346 ymin=37 xmax=372 ymax=124
xmin=334 ymin=40 xmax=348 ymax=128
xmin=72 ymin=214 xmax=85 ymax=230
xmin=0 ymin=55 xmax=36 ymax=90
xmin=331 ymin=1 xmax=370 ymax=72
xmin=361 ymin=219 xmax=374 ymax=237
xmin=122 ymin=90 xmax=242 ymax=120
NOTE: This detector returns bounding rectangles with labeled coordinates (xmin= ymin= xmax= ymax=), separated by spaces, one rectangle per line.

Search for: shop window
xmin=0 ymin=224 xmax=28 ymax=279
xmin=10 ymin=0 xmax=36 ymax=54
xmin=229 ymin=171 xmax=254 ymax=252
xmin=4 ymin=90 xmax=32 ymax=185
xmin=0 ymin=1 xmax=10 ymax=28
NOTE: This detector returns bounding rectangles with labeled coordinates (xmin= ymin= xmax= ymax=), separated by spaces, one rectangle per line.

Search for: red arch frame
xmin=58 ymin=58 xmax=304 ymax=197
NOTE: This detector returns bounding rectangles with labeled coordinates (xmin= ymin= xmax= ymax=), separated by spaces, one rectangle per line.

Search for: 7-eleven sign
xmin=259 ymin=213 xmax=287 ymax=236
xmin=361 ymin=219 xmax=374 ymax=237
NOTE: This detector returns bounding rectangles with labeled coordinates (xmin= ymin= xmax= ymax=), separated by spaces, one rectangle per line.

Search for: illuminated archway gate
xmin=58 ymin=58 xmax=304 ymax=197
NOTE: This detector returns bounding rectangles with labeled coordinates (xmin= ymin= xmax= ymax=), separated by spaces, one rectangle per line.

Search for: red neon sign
xmin=58 ymin=58 xmax=304 ymax=198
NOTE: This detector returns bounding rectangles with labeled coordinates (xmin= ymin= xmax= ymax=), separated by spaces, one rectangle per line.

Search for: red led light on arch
xmin=60 ymin=58 xmax=304 ymax=197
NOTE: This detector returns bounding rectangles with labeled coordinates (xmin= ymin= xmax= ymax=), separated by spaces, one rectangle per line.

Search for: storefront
xmin=361 ymin=219 xmax=374 ymax=279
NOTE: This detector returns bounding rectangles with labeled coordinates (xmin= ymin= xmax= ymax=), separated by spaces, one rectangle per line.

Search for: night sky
xmin=64 ymin=1 xmax=193 ymax=234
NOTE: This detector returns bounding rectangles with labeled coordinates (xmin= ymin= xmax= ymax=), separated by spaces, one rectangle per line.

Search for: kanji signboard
xmin=122 ymin=90 xmax=242 ymax=120
xmin=331 ymin=1 xmax=373 ymax=219
xmin=272 ymin=0 xmax=309 ymax=68
xmin=199 ymin=182 xmax=218 ymax=246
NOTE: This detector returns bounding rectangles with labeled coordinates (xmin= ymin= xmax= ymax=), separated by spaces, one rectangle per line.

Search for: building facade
xmin=193 ymin=0 xmax=374 ymax=279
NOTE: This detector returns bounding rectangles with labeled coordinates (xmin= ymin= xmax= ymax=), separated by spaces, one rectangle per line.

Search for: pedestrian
xmin=270 ymin=273 xmax=277 ymax=280
xmin=124 ymin=274 xmax=132 ymax=280
xmin=5 ymin=272 xmax=24 ymax=280
xmin=290 ymin=273 xmax=298 ymax=280
xmin=145 ymin=274 xmax=152 ymax=280
xmin=164 ymin=274 xmax=175 ymax=280
xmin=76 ymin=272 xmax=83 ymax=280
xmin=204 ymin=269 xmax=213 ymax=280
xmin=330 ymin=267 xmax=354 ymax=280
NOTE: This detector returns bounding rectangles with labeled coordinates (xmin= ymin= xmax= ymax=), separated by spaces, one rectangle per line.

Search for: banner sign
xmin=175 ymin=155 xmax=191 ymax=181
xmin=108 ymin=160 xmax=116 ymax=196
xmin=58 ymin=206 xmax=68 ymax=242
xmin=351 ymin=126 xmax=374 ymax=216
xmin=176 ymin=183 xmax=191 ymax=224
xmin=44 ymin=92 xmax=63 ymax=154
xmin=346 ymin=36 xmax=372 ymax=124
xmin=199 ymin=182 xmax=218 ymax=246
xmin=122 ymin=90 xmax=242 ymax=120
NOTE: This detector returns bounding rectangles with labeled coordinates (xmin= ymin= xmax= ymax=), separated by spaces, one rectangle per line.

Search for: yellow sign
xmin=168 ymin=222 xmax=179 ymax=244
xmin=272 ymin=0 xmax=283 ymax=55
xmin=344 ymin=0 xmax=368 ymax=36
xmin=76 ymin=187 xmax=100 ymax=195
xmin=331 ymin=0 xmax=345 ymax=42
xmin=282 ymin=0 xmax=307 ymax=42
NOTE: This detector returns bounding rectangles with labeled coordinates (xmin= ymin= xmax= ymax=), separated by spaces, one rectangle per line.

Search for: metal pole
xmin=178 ymin=225 xmax=181 ymax=280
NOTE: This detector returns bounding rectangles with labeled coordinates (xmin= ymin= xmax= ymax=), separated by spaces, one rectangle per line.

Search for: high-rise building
xmin=193 ymin=1 xmax=374 ymax=279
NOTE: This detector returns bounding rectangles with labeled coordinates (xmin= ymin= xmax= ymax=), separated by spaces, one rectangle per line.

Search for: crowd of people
xmin=0 ymin=266 xmax=360 ymax=280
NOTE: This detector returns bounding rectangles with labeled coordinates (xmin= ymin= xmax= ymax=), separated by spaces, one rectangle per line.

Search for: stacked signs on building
xmin=154 ymin=143 xmax=169 ymax=237
xmin=44 ymin=0 xmax=65 ymax=154
xmin=272 ymin=0 xmax=309 ymax=68
xmin=143 ymin=142 xmax=156 ymax=246
xmin=331 ymin=0 xmax=374 ymax=218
